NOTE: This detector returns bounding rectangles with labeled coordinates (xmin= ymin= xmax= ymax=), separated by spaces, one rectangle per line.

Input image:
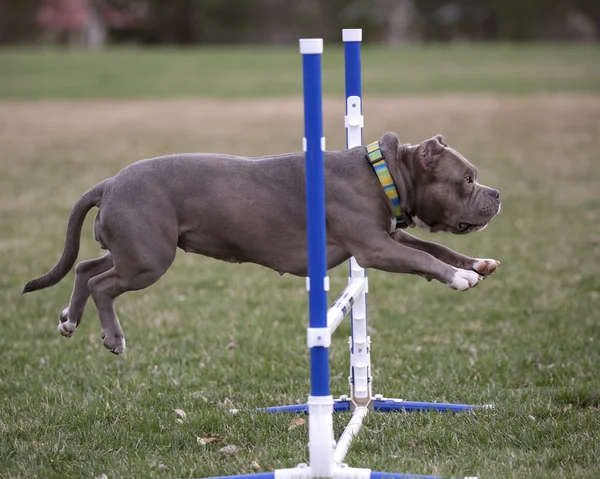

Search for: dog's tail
xmin=22 ymin=180 xmax=108 ymax=294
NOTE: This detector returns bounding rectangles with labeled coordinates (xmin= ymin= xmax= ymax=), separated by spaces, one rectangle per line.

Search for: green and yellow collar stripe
xmin=366 ymin=141 xmax=408 ymax=229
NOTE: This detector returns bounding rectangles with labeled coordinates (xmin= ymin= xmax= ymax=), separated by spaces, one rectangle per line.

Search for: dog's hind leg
xmin=58 ymin=253 xmax=113 ymax=339
xmin=88 ymin=248 xmax=175 ymax=355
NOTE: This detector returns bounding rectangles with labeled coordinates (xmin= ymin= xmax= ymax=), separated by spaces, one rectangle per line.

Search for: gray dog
xmin=23 ymin=132 xmax=501 ymax=355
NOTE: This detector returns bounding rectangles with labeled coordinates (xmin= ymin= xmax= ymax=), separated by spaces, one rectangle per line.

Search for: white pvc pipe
xmin=327 ymin=278 xmax=367 ymax=333
xmin=333 ymin=406 xmax=369 ymax=464
xmin=275 ymin=464 xmax=372 ymax=479
xmin=308 ymin=395 xmax=335 ymax=477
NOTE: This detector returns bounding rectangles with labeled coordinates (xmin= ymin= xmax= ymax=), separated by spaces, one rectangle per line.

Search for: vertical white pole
xmin=348 ymin=258 xmax=372 ymax=404
xmin=343 ymin=29 xmax=373 ymax=407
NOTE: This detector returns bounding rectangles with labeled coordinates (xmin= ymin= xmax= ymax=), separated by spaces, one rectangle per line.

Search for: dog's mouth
xmin=456 ymin=201 xmax=501 ymax=234
xmin=456 ymin=222 xmax=488 ymax=234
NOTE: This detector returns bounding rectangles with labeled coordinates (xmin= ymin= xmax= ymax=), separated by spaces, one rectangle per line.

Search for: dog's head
xmin=385 ymin=133 xmax=501 ymax=234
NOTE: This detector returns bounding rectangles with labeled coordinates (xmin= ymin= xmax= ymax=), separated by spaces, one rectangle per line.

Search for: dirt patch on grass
xmin=2 ymin=94 xmax=598 ymax=196
xmin=2 ymin=94 xmax=598 ymax=154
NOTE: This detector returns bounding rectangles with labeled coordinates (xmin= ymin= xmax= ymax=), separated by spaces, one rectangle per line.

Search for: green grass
xmin=1 ymin=43 xmax=599 ymax=99
xmin=1 ymin=94 xmax=599 ymax=478
xmin=1 ymin=41 xmax=600 ymax=477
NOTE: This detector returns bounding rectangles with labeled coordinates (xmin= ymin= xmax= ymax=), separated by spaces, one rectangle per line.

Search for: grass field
xmin=1 ymin=44 xmax=600 ymax=98
xmin=1 ymin=45 xmax=600 ymax=479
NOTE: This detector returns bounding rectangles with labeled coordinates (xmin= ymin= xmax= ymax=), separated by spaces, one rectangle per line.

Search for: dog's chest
xmin=412 ymin=216 xmax=430 ymax=230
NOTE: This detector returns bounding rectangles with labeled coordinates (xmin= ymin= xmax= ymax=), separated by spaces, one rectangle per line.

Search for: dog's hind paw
xmin=58 ymin=308 xmax=78 ymax=338
xmin=450 ymin=268 xmax=482 ymax=291
xmin=101 ymin=330 xmax=126 ymax=355
xmin=473 ymin=258 xmax=501 ymax=277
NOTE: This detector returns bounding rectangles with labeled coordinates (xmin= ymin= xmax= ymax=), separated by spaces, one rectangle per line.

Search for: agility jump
xmin=204 ymin=29 xmax=484 ymax=479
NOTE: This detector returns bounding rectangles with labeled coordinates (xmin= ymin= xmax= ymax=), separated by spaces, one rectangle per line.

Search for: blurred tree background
xmin=0 ymin=0 xmax=598 ymax=47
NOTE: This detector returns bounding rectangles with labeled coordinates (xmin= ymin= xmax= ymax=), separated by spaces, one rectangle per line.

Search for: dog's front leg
xmin=390 ymin=229 xmax=500 ymax=278
xmin=352 ymin=237 xmax=482 ymax=291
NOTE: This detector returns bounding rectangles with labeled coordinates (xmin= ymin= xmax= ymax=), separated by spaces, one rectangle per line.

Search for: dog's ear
xmin=380 ymin=131 xmax=400 ymax=152
xmin=379 ymin=131 xmax=401 ymax=161
xmin=434 ymin=134 xmax=447 ymax=147
xmin=420 ymin=134 xmax=447 ymax=169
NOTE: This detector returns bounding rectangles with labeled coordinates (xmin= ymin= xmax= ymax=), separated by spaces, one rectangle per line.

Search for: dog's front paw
xmin=472 ymin=258 xmax=501 ymax=277
xmin=58 ymin=307 xmax=78 ymax=338
xmin=449 ymin=268 xmax=482 ymax=291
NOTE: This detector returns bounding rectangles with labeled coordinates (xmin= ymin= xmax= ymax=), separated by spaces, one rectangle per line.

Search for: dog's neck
xmin=387 ymin=143 xmax=419 ymax=228
xmin=366 ymin=141 xmax=410 ymax=229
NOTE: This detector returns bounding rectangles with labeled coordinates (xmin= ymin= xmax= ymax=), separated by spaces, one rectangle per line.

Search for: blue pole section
xmin=301 ymin=40 xmax=330 ymax=398
xmin=344 ymin=29 xmax=363 ymax=357
xmin=371 ymin=472 xmax=445 ymax=479
xmin=344 ymin=34 xmax=362 ymax=146
xmin=373 ymin=399 xmax=485 ymax=413
xmin=258 ymin=400 xmax=352 ymax=414
xmin=344 ymin=28 xmax=373 ymax=404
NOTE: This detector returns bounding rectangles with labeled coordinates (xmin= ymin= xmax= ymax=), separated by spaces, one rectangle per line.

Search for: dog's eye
xmin=465 ymin=176 xmax=473 ymax=184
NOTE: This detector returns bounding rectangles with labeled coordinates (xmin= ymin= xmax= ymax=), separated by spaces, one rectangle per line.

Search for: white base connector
xmin=274 ymin=464 xmax=371 ymax=479
xmin=273 ymin=464 xmax=477 ymax=479
xmin=308 ymin=395 xmax=335 ymax=478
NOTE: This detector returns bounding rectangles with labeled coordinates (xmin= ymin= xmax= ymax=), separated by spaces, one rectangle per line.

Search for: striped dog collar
xmin=366 ymin=141 xmax=408 ymax=229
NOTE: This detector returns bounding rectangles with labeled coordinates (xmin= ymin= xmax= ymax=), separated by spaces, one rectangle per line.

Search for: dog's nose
xmin=488 ymin=188 xmax=500 ymax=199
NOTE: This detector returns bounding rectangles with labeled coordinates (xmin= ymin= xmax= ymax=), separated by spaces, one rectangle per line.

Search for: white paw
xmin=473 ymin=258 xmax=501 ymax=277
xmin=450 ymin=268 xmax=482 ymax=291
xmin=118 ymin=337 xmax=127 ymax=355
xmin=58 ymin=308 xmax=78 ymax=338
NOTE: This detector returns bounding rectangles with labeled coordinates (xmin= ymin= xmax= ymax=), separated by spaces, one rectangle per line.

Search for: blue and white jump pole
xmin=344 ymin=28 xmax=372 ymax=412
xmin=201 ymin=29 xmax=483 ymax=479
xmin=263 ymin=30 xmax=484 ymax=419
xmin=339 ymin=32 xmax=483 ymax=415
xmin=300 ymin=37 xmax=335 ymax=477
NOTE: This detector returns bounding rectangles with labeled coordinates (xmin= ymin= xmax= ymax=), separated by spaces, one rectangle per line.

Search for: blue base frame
xmin=258 ymin=398 xmax=484 ymax=414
